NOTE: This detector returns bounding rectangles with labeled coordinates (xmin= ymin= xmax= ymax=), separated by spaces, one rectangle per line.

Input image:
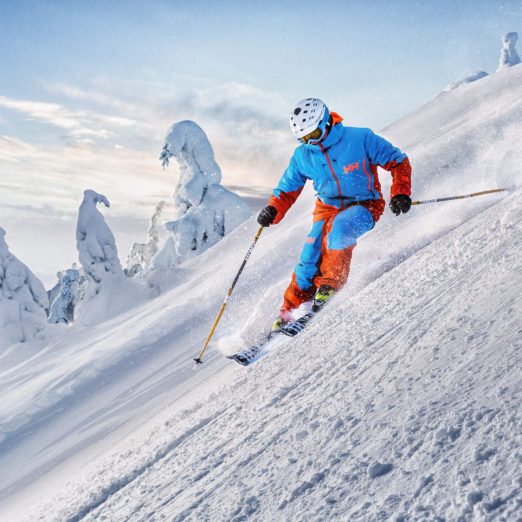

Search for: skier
xmin=257 ymin=98 xmax=412 ymax=332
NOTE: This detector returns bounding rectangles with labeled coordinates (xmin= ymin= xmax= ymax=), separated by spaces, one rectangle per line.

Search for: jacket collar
xmin=304 ymin=111 xmax=344 ymax=151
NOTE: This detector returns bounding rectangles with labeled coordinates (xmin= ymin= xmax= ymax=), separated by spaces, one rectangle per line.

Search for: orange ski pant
xmin=281 ymin=203 xmax=375 ymax=312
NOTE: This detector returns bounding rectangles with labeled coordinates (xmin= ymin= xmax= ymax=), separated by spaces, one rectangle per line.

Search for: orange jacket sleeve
xmin=268 ymin=188 xmax=304 ymax=224
xmin=383 ymin=157 xmax=412 ymax=198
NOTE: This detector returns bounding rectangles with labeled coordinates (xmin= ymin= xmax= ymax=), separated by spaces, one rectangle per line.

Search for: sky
xmin=0 ymin=0 xmax=521 ymax=283
xmin=1 ymin=1 xmax=521 ymax=187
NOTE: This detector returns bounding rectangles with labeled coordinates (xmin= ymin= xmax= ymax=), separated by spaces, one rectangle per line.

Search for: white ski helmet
xmin=289 ymin=98 xmax=330 ymax=142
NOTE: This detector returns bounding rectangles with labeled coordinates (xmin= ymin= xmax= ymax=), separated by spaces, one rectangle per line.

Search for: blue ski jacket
xmin=268 ymin=112 xmax=411 ymax=224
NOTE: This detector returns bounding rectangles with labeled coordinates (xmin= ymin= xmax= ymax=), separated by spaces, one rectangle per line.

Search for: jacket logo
xmin=343 ymin=162 xmax=359 ymax=174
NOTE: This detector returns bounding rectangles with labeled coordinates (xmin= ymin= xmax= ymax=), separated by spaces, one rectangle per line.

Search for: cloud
xmin=44 ymin=82 xmax=133 ymax=113
xmin=2 ymin=78 xmax=300 ymax=207
xmin=0 ymin=134 xmax=36 ymax=153
xmin=152 ymin=82 xmax=295 ymax=184
xmin=47 ymin=78 xmax=291 ymax=142
xmin=93 ymin=114 xmax=136 ymax=127
xmin=0 ymin=94 xmax=140 ymax=142
xmin=45 ymin=79 xmax=297 ymax=185
xmin=188 ymin=82 xmax=289 ymax=129
xmin=0 ymin=94 xmax=115 ymax=140
xmin=0 ymin=133 xmax=173 ymax=215
xmin=0 ymin=134 xmax=39 ymax=165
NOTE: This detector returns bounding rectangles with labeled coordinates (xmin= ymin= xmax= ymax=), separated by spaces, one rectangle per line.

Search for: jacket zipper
xmin=319 ymin=144 xmax=345 ymax=209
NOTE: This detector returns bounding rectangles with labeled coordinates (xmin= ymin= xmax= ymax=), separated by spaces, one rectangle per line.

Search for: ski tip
xmin=226 ymin=354 xmax=250 ymax=366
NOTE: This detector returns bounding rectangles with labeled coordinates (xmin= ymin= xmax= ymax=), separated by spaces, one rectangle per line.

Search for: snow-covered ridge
xmin=1 ymin=62 xmax=521 ymax=521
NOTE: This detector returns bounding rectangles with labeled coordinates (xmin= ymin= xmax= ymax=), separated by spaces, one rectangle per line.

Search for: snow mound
xmin=0 ymin=227 xmax=48 ymax=348
xmin=153 ymin=121 xmax=251 ymax=267
xmin=444 ymin=71 xmax=488 ymax=91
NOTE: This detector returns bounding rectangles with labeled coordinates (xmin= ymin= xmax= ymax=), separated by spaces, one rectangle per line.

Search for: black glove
xmin=389 ymin=194 xmax=412 ymax=216
xmin=257 ymin=205 xmax=278 ymax=227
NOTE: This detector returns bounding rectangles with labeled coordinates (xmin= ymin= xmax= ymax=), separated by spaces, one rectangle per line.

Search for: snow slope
xmin=29 ymin=188 xmax=522 ymax=522
xmin=1 ymin=64 xmax=521 ymax=520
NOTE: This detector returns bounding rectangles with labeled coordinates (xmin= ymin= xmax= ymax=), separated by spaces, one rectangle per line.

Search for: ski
xmin=280 ymin=311 xmax=315 ymax=337
xmin=227 ymin=310 xmax=319 ymax=366
xmin=226 ymin=332 xmax=285 ymax=366
xmin=226 ymin=344 xmax=264 ymax=366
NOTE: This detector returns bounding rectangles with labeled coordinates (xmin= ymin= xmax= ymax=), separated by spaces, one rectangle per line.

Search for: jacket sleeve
xmin=267 ymin=154 xmax=307 ymax=224
xmin=364 ymin=129 xmax=412 ymax=197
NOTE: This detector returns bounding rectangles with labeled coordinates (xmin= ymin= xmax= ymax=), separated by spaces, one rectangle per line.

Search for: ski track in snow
xmin=26 ymin=191 xmax=522 ymax=522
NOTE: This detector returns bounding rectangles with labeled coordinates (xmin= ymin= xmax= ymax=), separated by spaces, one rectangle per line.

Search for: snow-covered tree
xmin=0 ymin=227 xmax=48 ymax=348
xmin=125 ymin=201 xmax=166 ymax=276
xmin=153 ymin=121 xmax=251 ymax=268
xmin=75 ymin=190 xmax=148 ymax=325
xmin=48 ymin=269 xmax=80 ymax=324
xmin=47 ymin=271 xmax=63 ymax=306
xmin=498 ymin=32 xmax=521 ymax=71
xmin=76 ymin=190 xmax=123 ymax=295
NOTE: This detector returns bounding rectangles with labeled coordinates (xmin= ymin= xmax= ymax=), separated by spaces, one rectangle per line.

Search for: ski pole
xmin=412 ymin=188 xmax=507 ymax=206
xmin=193 ymin=226 xmax=264 ymax=367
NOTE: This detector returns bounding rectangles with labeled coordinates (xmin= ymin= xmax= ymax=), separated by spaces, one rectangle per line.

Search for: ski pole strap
xmin=412 ymin=188 xmax=507 ymax=206
xmin=194 ymin=226 xmax=264 ymax=366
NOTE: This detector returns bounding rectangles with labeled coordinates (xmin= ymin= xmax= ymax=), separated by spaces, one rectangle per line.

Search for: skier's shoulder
xmin=292 ymin=142 xmax=314 ymax=163
xmin=285 ymin=144 xmax=310 ymax=176
xmin=342 ymin=125 xmax=374 ymax=139
xmin=342 ymin=126 xmax=386 ymax=151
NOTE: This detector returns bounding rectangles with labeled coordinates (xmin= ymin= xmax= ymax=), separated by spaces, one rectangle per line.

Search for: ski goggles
xmin=299 ymin=113 xmax=332 ymax=145
xmin=300 ymin=127 xmax=323 ymax=144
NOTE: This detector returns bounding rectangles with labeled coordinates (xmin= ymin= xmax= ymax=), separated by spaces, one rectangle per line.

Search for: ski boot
xmin=271 ymin=309 xmax=293 ymax=334
xmin=312 ymin=284 xmax=335 ymax=313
